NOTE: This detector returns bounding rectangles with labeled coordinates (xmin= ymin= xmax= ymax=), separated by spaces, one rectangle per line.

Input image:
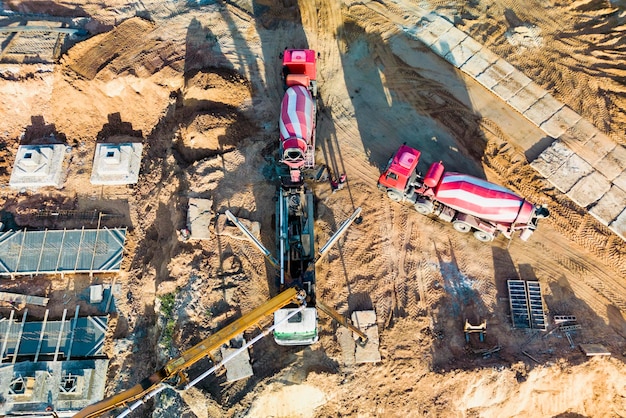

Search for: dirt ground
xmin=1 ymin=1 xmax=626 ymax=417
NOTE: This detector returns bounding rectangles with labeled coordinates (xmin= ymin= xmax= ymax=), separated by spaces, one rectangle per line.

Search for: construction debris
xmin=0 ymin=291 xmax=49 ymax=307
xmin=464 ymin=319 xmax=487 ymax=342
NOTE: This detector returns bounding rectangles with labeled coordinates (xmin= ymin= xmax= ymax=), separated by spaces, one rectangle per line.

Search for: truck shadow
xmin=337 ymin=19 xmax=487 ymax=179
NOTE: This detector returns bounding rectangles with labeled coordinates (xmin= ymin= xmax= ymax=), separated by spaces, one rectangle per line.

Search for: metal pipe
xmin=279 ymin=193 xmax=286 ymax=286
xmin=316 ymin=207 xmax=362 ymax=263
xmin=225 ymin=210 xmax=279 ymax=268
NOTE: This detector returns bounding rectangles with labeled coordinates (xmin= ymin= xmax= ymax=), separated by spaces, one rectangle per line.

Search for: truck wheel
xmin=473 ymin=230 xmax=494 ymax=242
xmin=452 ymin=221 xmax=471 ymax=233
xmin=387 ymin=190 xmax=402 ymax=202
xmin=414 ymin=201 xmax=433 ymax=215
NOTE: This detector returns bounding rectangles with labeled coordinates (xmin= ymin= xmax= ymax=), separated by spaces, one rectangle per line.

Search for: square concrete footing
xmin=9 ymin=144 xmax=67 ymax=190
xmin=90 ymin=142 xmax=143 ymax=185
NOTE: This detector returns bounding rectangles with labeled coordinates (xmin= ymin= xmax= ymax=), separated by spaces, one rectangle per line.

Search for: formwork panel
xmin=508 ymin=280 xmax=530 ymax=329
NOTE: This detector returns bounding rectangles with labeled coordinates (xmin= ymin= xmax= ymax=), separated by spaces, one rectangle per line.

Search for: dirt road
xmin=0 ymin=1 xmax=625 ymax=417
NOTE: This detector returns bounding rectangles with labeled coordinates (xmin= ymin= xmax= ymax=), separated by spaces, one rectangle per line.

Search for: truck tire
xmin=473 ymin=230 xmax=494 ymax=242
xmin=387 ymin=190 xmax=402 ymax=202
xmin=452 ymin=220 xmax=471 ymax=233
xmin=414 ymin=200 xmax=433 ymax=215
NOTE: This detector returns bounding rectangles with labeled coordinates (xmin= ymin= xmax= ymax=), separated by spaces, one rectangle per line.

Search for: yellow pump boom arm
xmin=74 ymin=287 xmax=306 ymax=418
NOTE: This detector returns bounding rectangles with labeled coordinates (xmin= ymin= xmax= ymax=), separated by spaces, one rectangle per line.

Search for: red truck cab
xmin=378 ymin=144 xmax=421 ymax=192
xmin=282 ymin=49 xmax=317 ymax=89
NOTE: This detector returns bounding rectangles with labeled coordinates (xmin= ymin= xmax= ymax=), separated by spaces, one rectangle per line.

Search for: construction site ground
xmin=1 ymin=1 xmax=625 ymax=417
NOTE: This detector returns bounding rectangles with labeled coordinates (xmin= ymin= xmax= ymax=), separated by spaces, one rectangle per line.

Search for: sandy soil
xmin=1 ymin=1 xmax=625 ymax=417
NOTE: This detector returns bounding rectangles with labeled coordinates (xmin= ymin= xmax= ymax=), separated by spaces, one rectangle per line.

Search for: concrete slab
xmin=505 ymin=80 xmax=546 ymax=113
xmin=567 ymin=171 xmax=612 ymax=208
xmin=579 ymin=343 xmax=610 ymax=356
xmin=460 ymin=47 xmax=499 ymax=77
xmin=576 ymin=132 xmax=617 ymax=166
xmin=540 ymin=106 xmax=582 ymax=139
xmin=609 ymin=208 xmax=626 ymax=241
xmin=613 ymin=170 xmax=626 ymax=192
xmin=0 ymin=291 xmax=49 ymax=306
xmin=548 ymin=153 xmax=593 ymax=193
xmin=187 ymin=198 xmax=213 ymax=240
xmin=590 ymin=185 xmax=626 ymax=226
xmin=492 ymin=71 xmax=533 ymax=102
xmin=90 ymin=142 xmax=143 ymax=185
xmin=352 ymin=311 xmax=381 ymax=364
xmin=475 ymin=59 xmax=516 ymax=89
xmin=221 ymin=335 xmax=253 ymax=382
xmin=336 ymin=327 xmax=356 ymax=366
xmin=595 ymin=145 xmax=626 ymax=181
xmin=530 ymin=140 xmax=574 ymax=178
xmin=430 ymin=27 xmax=468 ymax=59
xmin=523 ymin=93 xmax=564 ymax=127
xmin=563 ymin=117 xmax=599 ymax=145
xmin=9 ymin=144 xmax=66 ymax=190
xmin=445 ymin=36 xmax=483 ymax=68
xmin=90 ymin=285 xmax=104 ymax=304
xmin=412 ymin=14 xmax=453 ymax=46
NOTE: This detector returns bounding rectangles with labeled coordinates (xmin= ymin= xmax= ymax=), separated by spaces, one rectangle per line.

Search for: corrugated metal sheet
xmin=0 ymin=228 xmax=126 ymax=276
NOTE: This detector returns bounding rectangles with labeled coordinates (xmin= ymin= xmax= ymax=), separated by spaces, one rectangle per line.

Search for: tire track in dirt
xmin=481 ymin=124 xmax=626 ymax=278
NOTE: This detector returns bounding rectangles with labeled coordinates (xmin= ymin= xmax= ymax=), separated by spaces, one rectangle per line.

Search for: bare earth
xmin=1 ymin=1 xmax=626 ymax=417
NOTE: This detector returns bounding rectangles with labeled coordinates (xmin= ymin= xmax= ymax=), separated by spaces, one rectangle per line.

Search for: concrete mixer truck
xmin=279 ymin=49 xmax=317 ymax=184
xmin=378 ymin=144 xmax=549 ymax=242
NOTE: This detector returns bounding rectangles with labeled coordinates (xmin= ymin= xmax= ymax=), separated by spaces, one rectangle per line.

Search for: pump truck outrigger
xmin=378 ymin=144 xmax=549 ymax=242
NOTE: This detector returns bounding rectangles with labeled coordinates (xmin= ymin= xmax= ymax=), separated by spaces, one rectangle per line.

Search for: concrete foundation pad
xmin=548 ymin=153 xmax=593 ymax=193
xmin=609 ymin=209 xmax=626 ymax=241
xmin=9 ymin=144 xmax=66 ymax=190
xmin=90 ymin=142 xmax=143 ymax=185
xmin=492 ymin=71 xmax=533 ymax=102
xmin=445 ymin=36 xmax=483 ymax=68
xmin=187 ymin=198 xmax=213 ymax=240
xmin=540 ymin=106 xmax=582 ymax=139
xmin=460 ymin=47 xmax=499 ymax=77
xmin=352 ymin=311 xmax=381 ymax=364
xmin=413 ymin=14 xmax=453 ymax=46
xmin=567 ymin=171 xmax=612 ymax=208
xmin=476 ymin=59 xmax=516 ymax=89
xmin=590 ymin=185 xmax=626 ymax=226
xmin=596 ymin=145 xmax=626 ymax=181
xmin=431 ymin=27 xmax=468 ymax=58
xmin=530 ymin=140 xmax=574 ymax=178
xmin=523 ymin=93 xmax=564 ymax=126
